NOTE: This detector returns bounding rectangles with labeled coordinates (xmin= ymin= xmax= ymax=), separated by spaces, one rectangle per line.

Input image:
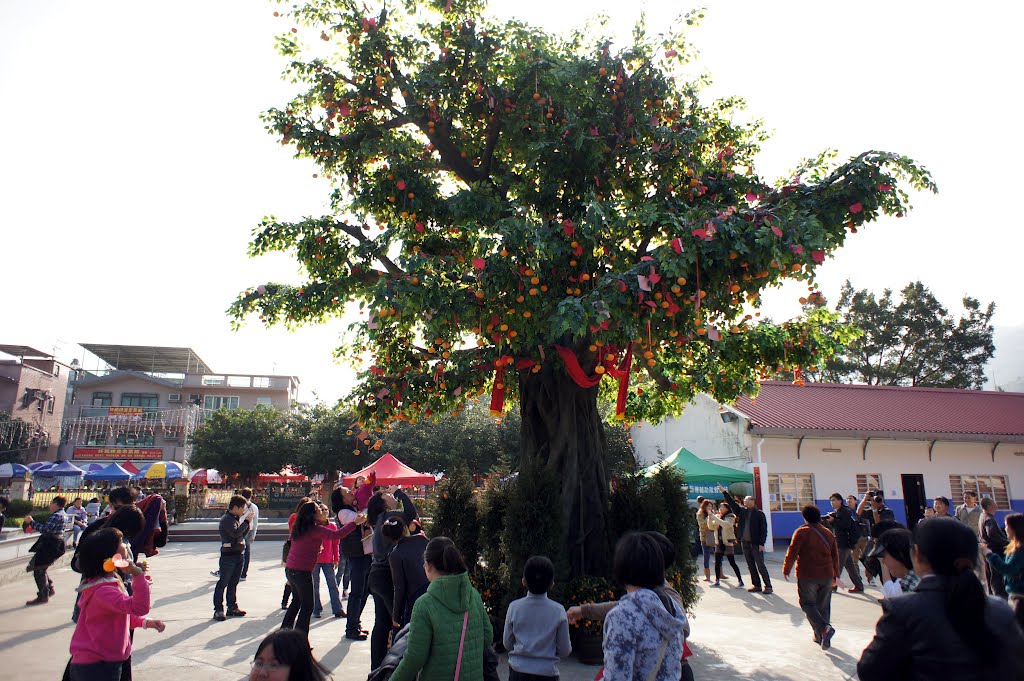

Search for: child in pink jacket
xmin=313 ymin=505 xmax=345 ymax=618
xmin=68 ymin=527 xmax=165 ymax=680
xmin=354 ymin=470 xmax=377 ymax=511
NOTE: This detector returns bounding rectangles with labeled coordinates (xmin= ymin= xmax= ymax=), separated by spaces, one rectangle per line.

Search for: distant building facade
xmin=633 ymin=382 xmax=1024 ymax=548
xmin=59 ymin=344 xmax=299 ymax=465
xmin=0 ymin=345 xmax=72 ymax=461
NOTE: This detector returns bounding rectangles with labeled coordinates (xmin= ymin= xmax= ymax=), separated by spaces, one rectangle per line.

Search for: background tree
xmin=189 ymin=405 xmax=298 ymax=481
xmin=231 ymin=0 xmax=934 ymax=576
xmin=821 ymin=280 xmax=995 ymax=389
xmin=290 ymin=402 xmax=364 ymax=481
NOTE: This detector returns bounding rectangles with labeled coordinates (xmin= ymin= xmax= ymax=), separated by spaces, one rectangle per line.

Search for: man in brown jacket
xmin=783 ymin=504 xmax=841 ymax=651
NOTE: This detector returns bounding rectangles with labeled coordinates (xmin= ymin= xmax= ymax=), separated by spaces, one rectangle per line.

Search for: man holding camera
xmin=719 ymin=484 xmax=773 ymax=594
xmin=213 ymin=495 xmax=255 ymax=621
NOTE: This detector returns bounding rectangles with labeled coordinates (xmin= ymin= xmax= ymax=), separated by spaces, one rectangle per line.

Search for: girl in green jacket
xmin=390 ymin=537 xmax=493 ymax=681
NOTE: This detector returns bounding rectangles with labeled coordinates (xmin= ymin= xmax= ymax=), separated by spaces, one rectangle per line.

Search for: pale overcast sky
xmin=2 ymin=1 xmax=1021 ymax=401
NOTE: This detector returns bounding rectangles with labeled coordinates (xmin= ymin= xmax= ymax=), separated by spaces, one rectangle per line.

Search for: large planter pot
xmin=574 ymin=630 xmax=604 ymax=665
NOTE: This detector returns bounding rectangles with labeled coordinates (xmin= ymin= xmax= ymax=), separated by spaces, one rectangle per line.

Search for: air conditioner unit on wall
xmin=167 ymin=393 xmax=181 ymax=403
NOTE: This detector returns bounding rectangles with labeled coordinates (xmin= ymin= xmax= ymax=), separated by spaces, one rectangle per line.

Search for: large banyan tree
xmin=231 ymin=0 xmax=934 ymax=577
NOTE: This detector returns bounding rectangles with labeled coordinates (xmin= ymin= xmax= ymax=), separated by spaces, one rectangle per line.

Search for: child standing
xmin=23 ymin=495 xmax=69 ymax=606
xmin=313 ymin=504 xmax=345 ymax=619
xmin=68 ymin=527 xmax=165 ymax=680
xmin=503 ymin=556 xmax=572 ymax=681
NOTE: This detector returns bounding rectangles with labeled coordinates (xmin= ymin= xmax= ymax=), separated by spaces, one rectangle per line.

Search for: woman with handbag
xmin=388 ymin=537 xmax=494 ymax=681
xmin=695 ymin=500 xmax=717 ymax=582
xmin=708 ymin=502 xmax=744 ymax=588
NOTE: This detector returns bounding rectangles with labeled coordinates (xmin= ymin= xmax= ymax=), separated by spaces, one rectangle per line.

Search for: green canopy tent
xmin=642 ymin=447 xmax=753 ymax=502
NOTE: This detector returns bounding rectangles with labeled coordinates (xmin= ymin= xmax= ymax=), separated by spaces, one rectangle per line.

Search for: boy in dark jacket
xmin=212 ymin=495 xmax=254 ymax=621
xmin=24 ymin=495 xmax=68 ymax=606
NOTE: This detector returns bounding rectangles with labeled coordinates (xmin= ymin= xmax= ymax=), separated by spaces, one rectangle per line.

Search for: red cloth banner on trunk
xmin=489 ymin=357 xmax=536 ymax=416
xmin=554 ymin=344 xmax=633 ymax=420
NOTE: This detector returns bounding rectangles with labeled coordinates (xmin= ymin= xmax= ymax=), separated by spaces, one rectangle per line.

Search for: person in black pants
xmin=823 ymin=492 xmax=866 ymax=593
xmin=213 ymin=495 xmax=253 ymax=621
xmin=366 ymin=488 xmax=419 ymax=669
xmin=721 ymin=486 xmax=772 ymax=594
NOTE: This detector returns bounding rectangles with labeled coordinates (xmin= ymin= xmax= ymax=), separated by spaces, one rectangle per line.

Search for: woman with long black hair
xmin=366 ymin=487 xmax=418 ymax=670
xmin=858 ymin=517 xmax=1024 ymax=680
xmin=708 ymin=501 xmax=743 ymax=587
xmin=283 ymin=501 xmax=366 ymax=633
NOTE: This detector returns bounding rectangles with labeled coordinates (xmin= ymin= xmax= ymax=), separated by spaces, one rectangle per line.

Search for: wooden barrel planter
xmin=574 ymin=630 xmax=604 ymax=665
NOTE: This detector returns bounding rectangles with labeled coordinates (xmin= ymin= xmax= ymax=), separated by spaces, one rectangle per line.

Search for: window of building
xmin=91 ymin=392 xmax=112 ymax=407
xmin=115 ymin=431 xmax=156 ymax=447
xmin=253 ymin=377 xmax=271 ymax=388
xmin=950 ymin=474 xmax=1010 ymax=510
xmin=120 ymin=393 xmax=159 ymax=408
xmin=255 ymin=396 xmax=274 ymax=406
xmin=86 ymin=432 xmax=107 ymax=446
xmin=46 ymin=396 xmax=55 ymax=415
xmin=204 ymin=395 xmax=240 ymax=410
xmin=856 ymin=474 xmax=883 ymax=495
xmin=767 ymin=473 xmax=816 ymax=512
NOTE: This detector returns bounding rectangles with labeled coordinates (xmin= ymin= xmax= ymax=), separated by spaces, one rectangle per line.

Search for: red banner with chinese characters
xmin=73 ymin=447 xmax=164 ymax=461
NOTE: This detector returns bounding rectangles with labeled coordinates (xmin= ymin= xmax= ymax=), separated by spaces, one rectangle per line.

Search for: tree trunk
xmin=518 ymin=359 xmax=610 ymax=578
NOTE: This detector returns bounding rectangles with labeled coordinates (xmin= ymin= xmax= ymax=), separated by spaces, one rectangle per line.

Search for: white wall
xmin=630 ymin=394 xmax=749 ymax=466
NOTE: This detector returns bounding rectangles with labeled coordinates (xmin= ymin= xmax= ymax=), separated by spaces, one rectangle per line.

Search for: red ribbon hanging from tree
xmin=489 ymin=356 xmax=537 ymax=416
xmin=554 ymin=343 xmax=634 ymax=420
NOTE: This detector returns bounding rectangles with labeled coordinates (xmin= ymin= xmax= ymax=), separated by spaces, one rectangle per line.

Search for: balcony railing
xmin=182 ymin=374 xmax=295 ymax=391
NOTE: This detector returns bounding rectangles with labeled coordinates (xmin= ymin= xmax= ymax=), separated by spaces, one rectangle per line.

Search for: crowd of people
xmin=7 ymin=477 xmax=1024 ymax=680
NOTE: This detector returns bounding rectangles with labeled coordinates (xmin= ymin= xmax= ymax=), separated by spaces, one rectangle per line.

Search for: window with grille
xmin=856 ymin=474 xmax=883 ymax=495
xmin=120 ymin=393 xmax=158 ymax=408
xmin=116 ymin=431 xmax=156 ymax=447
xmin=204 ymin=395 xmax=240 ymax=410
xmin=91 ymin=392 xmax=112 ymax=407
xmin=950 ymin=474 xmax=1010 ymax=509
xmin=767 ymin=473 xmax=816 ymax=512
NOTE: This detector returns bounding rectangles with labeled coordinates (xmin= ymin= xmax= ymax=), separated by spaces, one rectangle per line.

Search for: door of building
xmin=901 ymin=474 xmax=927 ymax=529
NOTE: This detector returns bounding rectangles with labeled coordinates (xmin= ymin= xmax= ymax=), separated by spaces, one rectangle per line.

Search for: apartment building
xmin=59 ymin=343 xmax=299 ymax=465
xmin=0 ymin=344 xmax=72 ymax=461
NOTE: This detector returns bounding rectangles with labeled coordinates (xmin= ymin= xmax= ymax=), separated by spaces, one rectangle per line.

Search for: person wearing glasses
xmin=249 ymin=629 xmax=331 ymax=680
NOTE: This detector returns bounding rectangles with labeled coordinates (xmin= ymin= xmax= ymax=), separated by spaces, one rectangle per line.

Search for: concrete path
xmin=0 ymin=542 xmax=881 ymax=679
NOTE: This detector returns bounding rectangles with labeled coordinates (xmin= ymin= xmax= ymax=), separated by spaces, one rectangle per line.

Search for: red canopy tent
xmin=342 ymin=453 xmax=436 ymax=487
xmin=120 ymin=462 xmax=141 ymax=474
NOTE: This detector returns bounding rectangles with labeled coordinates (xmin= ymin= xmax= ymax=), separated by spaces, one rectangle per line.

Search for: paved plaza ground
xmin=0 ymin=541 xmax=882 ymax=680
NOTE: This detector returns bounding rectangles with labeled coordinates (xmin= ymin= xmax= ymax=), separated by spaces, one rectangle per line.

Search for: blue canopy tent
xmin=83 ymin=463 xmax=133 ymax=482
xmin=43 ymin=461 xmax=85 ymax=476
xmin=31 ymin=460 xmax=86 ymax=490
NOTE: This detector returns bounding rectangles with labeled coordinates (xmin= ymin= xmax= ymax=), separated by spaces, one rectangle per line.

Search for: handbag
xmin=281 ymin=539 xmax=292 ymax=564
xmin=454 ymin=609 xmax=469 ymax=681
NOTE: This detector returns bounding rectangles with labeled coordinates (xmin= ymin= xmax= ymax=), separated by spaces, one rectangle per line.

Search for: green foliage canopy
xmin=230 ymin=0 xmax=935 ymax=431
xmin=189 ymin=405 xmax=299 ymax=478
xmin=820 ymin=280 xmax=995 ymax=389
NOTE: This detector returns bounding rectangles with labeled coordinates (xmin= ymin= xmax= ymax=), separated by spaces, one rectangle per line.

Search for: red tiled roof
xmin=731 ymin=382 xmax=1024 ymax=440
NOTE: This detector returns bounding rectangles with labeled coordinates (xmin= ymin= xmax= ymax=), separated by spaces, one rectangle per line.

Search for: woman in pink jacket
xmin=283 ymin=500 xmax=366 ymax=633
xmin=67 ymin=527 xmax=165 ymax=681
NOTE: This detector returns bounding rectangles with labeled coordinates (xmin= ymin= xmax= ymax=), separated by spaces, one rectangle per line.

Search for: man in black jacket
xmin=824 ymin=493 xmax=866 ymax=592
xmin=720 ymin=485 xmax=773 ymax=594
xmin=979 ymin=497 xmax=1009 ymax=598
xmin=213 ymin=495 xmax=254 ymax=621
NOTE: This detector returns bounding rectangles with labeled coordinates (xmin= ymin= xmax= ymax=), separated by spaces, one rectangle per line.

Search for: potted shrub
xmin=564 ymin=576 xmax=618 ymax=665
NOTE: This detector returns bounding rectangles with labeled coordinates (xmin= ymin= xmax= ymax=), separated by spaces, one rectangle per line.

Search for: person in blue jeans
xmin=213 ymin=495 xmax=253 ymax=621
xmin=336 ymin=553 xmax=351 ymax=598
xmin=313 ymin=506 xmax=345 ymax=618
xmin=337 ymin=487 xmax=372 ymax=640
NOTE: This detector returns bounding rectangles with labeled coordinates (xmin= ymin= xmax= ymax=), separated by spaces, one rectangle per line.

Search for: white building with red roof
xmin=631 ymin=382 xmax=1024 ymax=548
